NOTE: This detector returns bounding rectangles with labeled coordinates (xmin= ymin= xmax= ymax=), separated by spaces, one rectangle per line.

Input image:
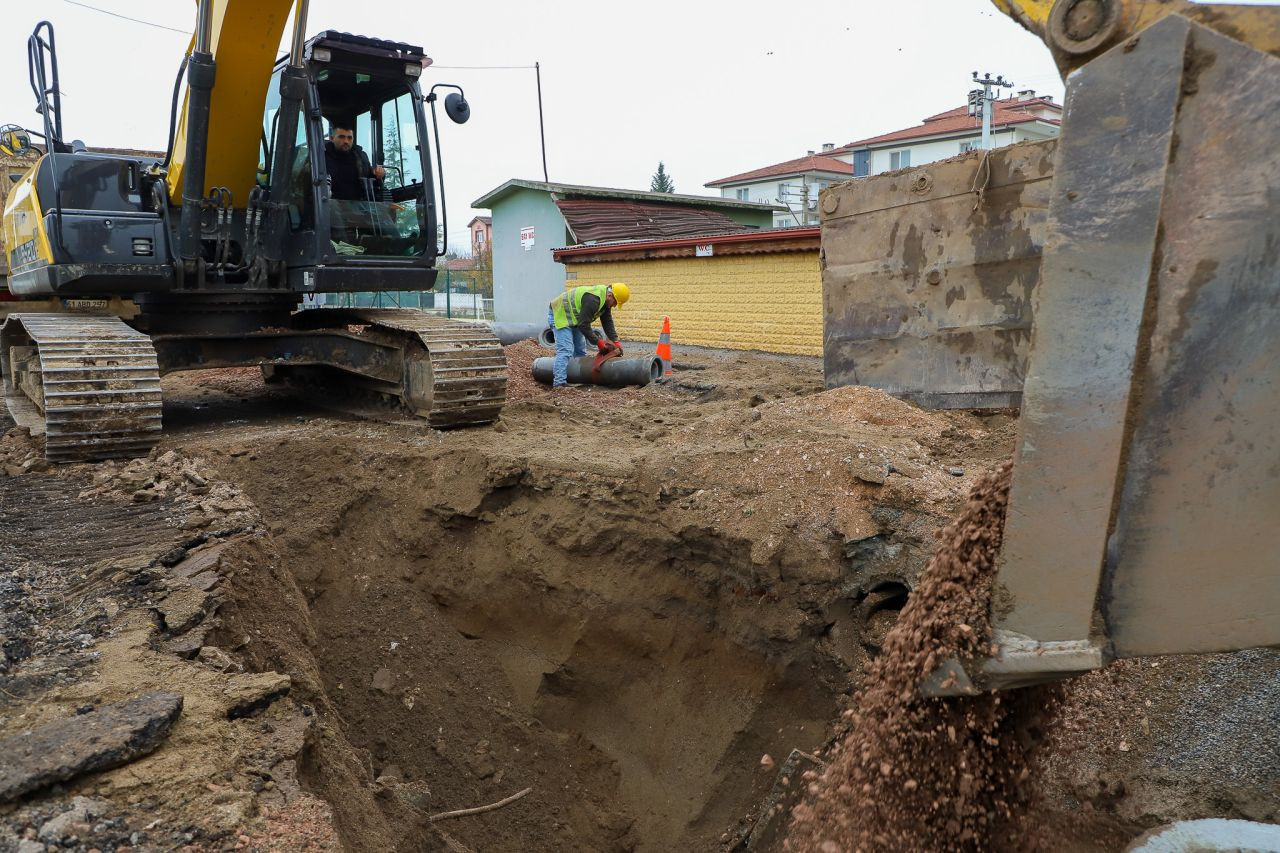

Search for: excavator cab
xmin=259 ymin=31 xmax=441 ymax=291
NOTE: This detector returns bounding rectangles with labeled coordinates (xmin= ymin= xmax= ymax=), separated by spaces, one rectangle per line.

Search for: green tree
xmin=650 ymin=161 xmax=675 ymax=193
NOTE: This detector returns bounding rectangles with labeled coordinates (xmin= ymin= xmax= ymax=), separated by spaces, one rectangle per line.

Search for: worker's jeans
xmin=548 ymin=308 xmax=587 ymax=387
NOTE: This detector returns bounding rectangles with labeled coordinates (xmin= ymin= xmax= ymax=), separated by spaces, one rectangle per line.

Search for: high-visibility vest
xmin=550 ymin=284 xmax=610 ymax=330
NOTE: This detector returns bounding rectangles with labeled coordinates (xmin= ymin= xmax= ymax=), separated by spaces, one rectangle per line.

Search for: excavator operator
xmin=324 ymin=121 xmax=384 ymax=201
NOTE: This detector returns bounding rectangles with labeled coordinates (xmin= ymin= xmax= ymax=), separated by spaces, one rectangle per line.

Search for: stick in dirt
xmin=428 ymin=786 xmax=533 ymax=822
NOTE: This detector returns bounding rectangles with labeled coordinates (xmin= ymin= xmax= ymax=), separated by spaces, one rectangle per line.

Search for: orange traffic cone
xmin=656 ymin=316 xmax=673 ymax=376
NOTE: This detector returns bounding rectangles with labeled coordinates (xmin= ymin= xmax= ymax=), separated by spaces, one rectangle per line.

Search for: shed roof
xmin=705 ymin=154 xmax=853 ymax=188
xmin=556 ymin=198 xmax=756 ymax=244
xmin=472 ymin=178 xmax=781 ymax=212
xmin=553 ymin=226 xmax=821 ymax=262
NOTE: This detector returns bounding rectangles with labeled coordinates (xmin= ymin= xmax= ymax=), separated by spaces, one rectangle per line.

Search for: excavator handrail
xmin=26 ymin=21 xmax=66 ymax=260
xmin=26 ymin=21 xmax=62 ymax=149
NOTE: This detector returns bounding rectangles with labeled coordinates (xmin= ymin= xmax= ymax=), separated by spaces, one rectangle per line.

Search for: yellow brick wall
xmin=562 ymin=251 xmax=822 ymax=356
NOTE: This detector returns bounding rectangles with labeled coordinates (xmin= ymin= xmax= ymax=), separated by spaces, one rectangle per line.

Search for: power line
xmin=61 ymin=0 xmax=189 ymax=35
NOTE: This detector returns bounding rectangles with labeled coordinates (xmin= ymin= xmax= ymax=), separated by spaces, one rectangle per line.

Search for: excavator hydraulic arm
xmin=993 ymin=0 xmax=1280 ymax=76
xmin=165 ymin=0 xmax=297 ymax=209
xmin=925 ymin=0 xmax=1280 ymax=695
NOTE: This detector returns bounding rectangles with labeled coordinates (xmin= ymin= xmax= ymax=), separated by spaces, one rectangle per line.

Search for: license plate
xmin=62 ymin=299 xmax=110 ymax=311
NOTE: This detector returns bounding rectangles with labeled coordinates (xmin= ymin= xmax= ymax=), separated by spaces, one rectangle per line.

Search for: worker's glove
xmin=611 ymin=341 xmax=623 ymax=356
xmin=596 ymin=339 xmax=614 ymax=354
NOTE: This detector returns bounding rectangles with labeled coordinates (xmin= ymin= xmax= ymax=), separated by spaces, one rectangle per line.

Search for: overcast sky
xmin=4 ymin=0 xmax=1070 ymax=250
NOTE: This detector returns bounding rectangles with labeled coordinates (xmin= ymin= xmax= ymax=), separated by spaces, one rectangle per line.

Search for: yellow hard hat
xmin=609 ymin=282 xmax=630 ymax=306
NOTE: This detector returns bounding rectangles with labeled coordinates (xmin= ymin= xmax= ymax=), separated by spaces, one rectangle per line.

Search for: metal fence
xmin=322 ymin=270 xmax=494 ymax=319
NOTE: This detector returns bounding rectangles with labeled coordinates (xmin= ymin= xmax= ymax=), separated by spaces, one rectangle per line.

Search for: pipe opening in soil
xmin=859 ymin=580 xmax=911 ymax=653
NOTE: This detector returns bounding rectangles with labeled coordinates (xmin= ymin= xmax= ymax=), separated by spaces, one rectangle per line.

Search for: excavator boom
xmin=165 ymin=0 xmax=297 ymax=207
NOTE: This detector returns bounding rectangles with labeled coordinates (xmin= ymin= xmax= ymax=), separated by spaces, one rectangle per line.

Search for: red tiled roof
xmin=555 ymin=199 xmax=755 ymax=244
xmin=835 ymin=97 xmax=1060 ymax=151
xmin=706 ymin=154 xmax=853 ymax=187
xmin=444 ymin=257 xmax=478 ymax=271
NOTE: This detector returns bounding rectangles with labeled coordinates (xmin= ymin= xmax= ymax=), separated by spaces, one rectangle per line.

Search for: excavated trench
xmin=214 ymin=441 xmax=944 ymax=852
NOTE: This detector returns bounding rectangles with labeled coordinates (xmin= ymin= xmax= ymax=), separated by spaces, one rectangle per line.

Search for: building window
xmin=475 ymin=231 xmax=486 ymax=245
xmin=890 ymin=150 xmax=912 ymax=170
xmin=735 ymin=187 xmax=750 ymax=201
xmin=959 ymin=141 xmax=976 ymax=153
xmin=853 ymin=150 xmax=870 ymax=177
xmin=775 ymin=218 xmax=791 ymax=229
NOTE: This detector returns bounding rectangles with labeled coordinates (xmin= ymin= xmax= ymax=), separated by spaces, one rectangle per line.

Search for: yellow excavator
xmin=1 ymin=1 xmax=506 ymax=462
xmin=916 ymin=0 xmax=1280 ymax=693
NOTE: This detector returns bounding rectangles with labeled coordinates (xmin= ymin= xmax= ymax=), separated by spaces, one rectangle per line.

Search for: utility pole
xmin=968 ymin=72 xmax=1013 ymax=149
xmin=535 ymin=62 xmax=548 ymax=182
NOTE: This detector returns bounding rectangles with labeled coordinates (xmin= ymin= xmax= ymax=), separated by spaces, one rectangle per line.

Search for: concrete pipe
xmin=539 ymin=326 xmax=605 ymax=347
xmin=490 ymin=322 xmax=552 ymax=346
xmin=532 ymin=355 xmax=662 ymax=387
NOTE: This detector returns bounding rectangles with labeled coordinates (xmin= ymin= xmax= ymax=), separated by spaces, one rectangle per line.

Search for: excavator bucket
xmin=930 ymin=9 xmax=1280 ymax=694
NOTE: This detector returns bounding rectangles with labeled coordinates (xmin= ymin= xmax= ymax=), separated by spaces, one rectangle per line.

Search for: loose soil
xmin=784 ymin=463 xmax=1060 ymax=852
xmin=1 ymin=342 xmax=1274 ymax=852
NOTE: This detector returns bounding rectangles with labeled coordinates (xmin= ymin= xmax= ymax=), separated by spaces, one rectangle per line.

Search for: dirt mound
xmin=785 ymin=463 xmax=1060 ymax=851
xmin=764 ymin=385 xmax=948 ymax=434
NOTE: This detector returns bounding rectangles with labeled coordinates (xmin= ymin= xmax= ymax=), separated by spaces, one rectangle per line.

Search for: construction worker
xmin=547 ymin=283 xmax=630 ymax=387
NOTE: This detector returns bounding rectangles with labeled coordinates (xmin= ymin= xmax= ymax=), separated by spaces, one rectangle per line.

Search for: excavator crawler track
xmin=1 ymin=314 xmax=163 ymax=463
xmin=346 ymin=309 xmax=507 ymax=428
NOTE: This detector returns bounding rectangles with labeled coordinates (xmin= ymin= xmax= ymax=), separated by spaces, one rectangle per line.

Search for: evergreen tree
xmin=650 ymin=161 xmax=675 ymax=193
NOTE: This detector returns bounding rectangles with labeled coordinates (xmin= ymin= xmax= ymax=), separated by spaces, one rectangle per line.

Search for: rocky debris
xmin=222 ymin=672 xmax=291 ymax=719
xmin=787 ymin=463 xmax=1061 ymax=852
xmin=156 ymin=584 xmax=214 ymax=635
xmin=196 ymin=644 xmax=243 ymax=673
xmin=77 ymin=449 xmax=259 ymax=530
xmin=851 ymin=461 xmax=888 ymax=485
xmin=0 ymin=426 xmax=44 ymax=475
xmin=36 ymin=795 xmax=107 ymax=843
xmin=370 ymin=668 xmax=395 ymax=695
xmin=888 ymin=459 xmax=923 ymax=479
xmin=0 ymin=692 xmax=183 ymax=802
xmin=170 ymin=541 xmax=229 ymax=579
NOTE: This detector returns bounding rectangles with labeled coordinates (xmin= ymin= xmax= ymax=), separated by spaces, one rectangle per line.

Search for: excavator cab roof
xmin=301 ymin=31 xmax=427 ymax=66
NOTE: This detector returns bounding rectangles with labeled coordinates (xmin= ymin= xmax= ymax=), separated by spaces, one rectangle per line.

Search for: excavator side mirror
xmin=444 ymin=93 xmax=470 ymax=125
xmin=0 ymin=125 xmax=32 ymax=158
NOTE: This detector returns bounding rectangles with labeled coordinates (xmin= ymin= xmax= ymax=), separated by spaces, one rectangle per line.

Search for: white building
xmin=830 ymin=90 xmax=1061 ymax=176
xmin=705 ymin=150 xmax=852 ymax=228
xmin=705 ymin=91 xmax=1061 ymax=213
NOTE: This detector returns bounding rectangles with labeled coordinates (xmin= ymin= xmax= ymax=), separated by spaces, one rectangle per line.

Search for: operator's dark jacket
xmin=324 ymin=141 xmax=380 ymax=201
xmin=573 ymin=291 xmax=617 ymax=345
